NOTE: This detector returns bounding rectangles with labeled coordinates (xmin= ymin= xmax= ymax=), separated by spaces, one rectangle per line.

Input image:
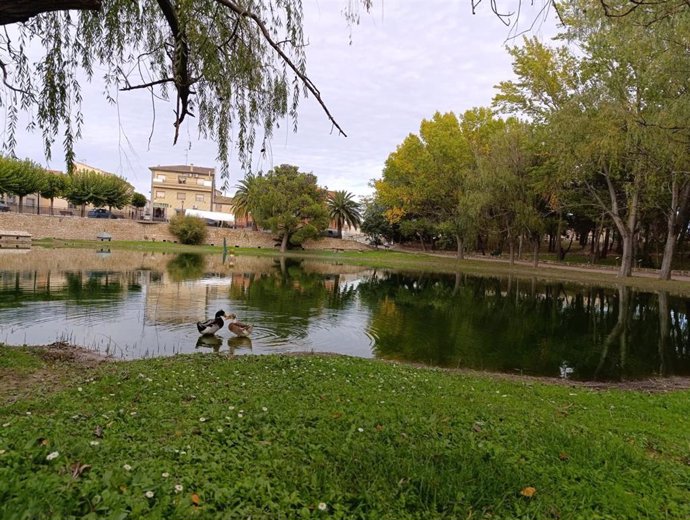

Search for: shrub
xmin=168 ymin=215 xmax=208 ymax=245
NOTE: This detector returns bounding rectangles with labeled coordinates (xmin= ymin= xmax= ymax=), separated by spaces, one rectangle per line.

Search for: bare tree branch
xmin=214 ymin=0 xmax=348 ymax=137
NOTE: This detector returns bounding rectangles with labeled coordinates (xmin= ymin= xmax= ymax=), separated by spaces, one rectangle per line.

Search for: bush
xmin=168 ymin=215 xmax=208 ymax=245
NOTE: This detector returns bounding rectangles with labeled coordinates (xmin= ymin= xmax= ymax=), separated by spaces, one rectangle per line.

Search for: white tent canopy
xmin=185 ymin=208 xmax=235 ymax=225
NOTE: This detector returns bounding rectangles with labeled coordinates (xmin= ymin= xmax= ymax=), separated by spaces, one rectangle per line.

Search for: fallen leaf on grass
xmin=71 ymin=463 xmax=91 ymax=479
xmin=191 ymin=493 xmax=201 ymax=506
xmin=520 ymin=486 xmax=537 ymax=498
xmin=558 ymin=452 xmax=569 ymax=461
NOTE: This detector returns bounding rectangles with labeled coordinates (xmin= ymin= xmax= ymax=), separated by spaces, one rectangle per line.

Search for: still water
xmin=1 ymin=248 xmax=689 ymax=381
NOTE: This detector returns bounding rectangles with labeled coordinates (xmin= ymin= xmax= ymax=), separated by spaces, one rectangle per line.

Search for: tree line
xmin=0 ymin=156 xmax=146 ymax=216
xmin=363 ymin=3 xmax=690 ymax=280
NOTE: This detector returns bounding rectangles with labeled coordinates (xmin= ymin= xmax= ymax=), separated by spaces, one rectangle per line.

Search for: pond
xmin=1 ymin=248 xmax=689 ymax=381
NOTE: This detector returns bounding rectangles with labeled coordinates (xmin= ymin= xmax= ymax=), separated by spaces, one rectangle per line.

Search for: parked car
xmin=87 ymin=208 xmax=117 ymax=219
xmin=0 ymin=201 xmax=10 ymax=212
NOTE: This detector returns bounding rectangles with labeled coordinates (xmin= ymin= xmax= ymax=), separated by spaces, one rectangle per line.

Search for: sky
xmin=4 ymin=0 xmax=558 ymax=199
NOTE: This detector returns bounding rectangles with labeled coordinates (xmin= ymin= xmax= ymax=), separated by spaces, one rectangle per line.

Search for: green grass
xmin=1 ymin=347 xmax=688 ymax=519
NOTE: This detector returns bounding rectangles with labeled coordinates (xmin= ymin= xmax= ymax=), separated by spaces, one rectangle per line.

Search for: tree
xmin=0 ymin=156 xmax=20 ymax=203
xmin=131 ymin=192 xmax=147 ymax=218
xmin=40 ymin=172 xmax=69 ymax=215
xmin=101 ymin=175 xmax=133 ymax=211
xmin=232 ymin=174 xmax=259 ymax=230
xmin=64 ymin=169 xmax=106 ymax=216
xmin=0 ymin=156 xmax=46 ymax=213
xmin=327 ymin=190 xmax=362 ymax=238
xmin=360 ymin=200 xmax=395 ymax=246
xmin=249 ymin=164 xmax=329 ymax=252
xmin=0 ymin=0 xmax=358 ymax=175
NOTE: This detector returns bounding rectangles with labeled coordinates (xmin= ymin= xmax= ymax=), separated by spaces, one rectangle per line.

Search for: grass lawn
xmin=1 ymin=346 xmax=688 ymax=519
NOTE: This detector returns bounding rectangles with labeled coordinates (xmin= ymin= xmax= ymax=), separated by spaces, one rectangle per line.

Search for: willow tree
xmin=0 ymin=0 xmax=360 ymax=176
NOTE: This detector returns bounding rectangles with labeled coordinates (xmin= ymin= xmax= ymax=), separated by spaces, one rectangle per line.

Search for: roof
xmin=214 ymin=195 xmax=234 ymax=205
xmin=149 ymin=164 xmax=215 ymax=175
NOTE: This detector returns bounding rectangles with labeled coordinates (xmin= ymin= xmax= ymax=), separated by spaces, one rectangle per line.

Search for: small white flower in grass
xmin=199 ymin=417 xmax=207 ymax=422
xmin=46 ymin=451 xmax=59 ymax=461
xmin=130 ymin=412 xmax=137 ymax=416
xmin=318 ymin=502 xmax=328 ymax=511
xmin=162 ymin=472 xmax=170 ymax=478
xmin=145 ymin=491 xmax=154 ymax=499
xmin=123 ymin=464 xmax=132 ymax=471
xmin=2 ymin=422 xmax=10 ymax=427
xmin=358 ymin=427 xmax=364 ymax=433
xmin=217 ymin=428 xmax=224 ymax=433
xmin=228 ymin=406 xmax=235 ymax=410
xmin=237 ymin=413 xmax=243 ymax=418
xmin=26 ymin=411 xmax=31 ymax=415
xmin=90 ymin=441 xmax=100 ymax=446
xmin=0 ymin=449 xmax=5 ymax=455
xmin=78 ymin=387 xmax=83 ymax=392
xmin=262 ymin=407 xmax=268 ymax=412
xmin=174 ymin=484 xmax=184 ymax=493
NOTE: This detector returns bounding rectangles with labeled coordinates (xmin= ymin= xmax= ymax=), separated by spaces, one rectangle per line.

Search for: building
xmin=150 ymin=164 xmax=215 ymax=220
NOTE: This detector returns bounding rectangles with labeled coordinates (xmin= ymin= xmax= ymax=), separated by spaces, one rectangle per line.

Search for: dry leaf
xmin=191 ymin=493 xmax=201 ymax=506
xmin=520 ymin=486 xmax=537 ymax=498
xmin=559 ymin=452 xmax=569 ymax=461
xmin=94 ymin=425 xmax=104 ymax=438
xmin=375 ymin=424 xmax=384 ymax=432
xmin=71 ymin=462 xmax=92 ymax=479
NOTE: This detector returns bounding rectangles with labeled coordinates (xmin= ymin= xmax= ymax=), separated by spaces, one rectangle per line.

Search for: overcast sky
xmin=6 ymin=1 xmax=558 ymax=199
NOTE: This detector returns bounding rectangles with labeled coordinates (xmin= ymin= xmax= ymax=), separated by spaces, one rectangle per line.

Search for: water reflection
xmin=0 ymin=248 xmax=689 ymax=381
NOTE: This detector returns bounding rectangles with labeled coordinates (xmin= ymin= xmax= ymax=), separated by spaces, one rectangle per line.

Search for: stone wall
xmin=0 ymin=213 xmax=368 ymax=251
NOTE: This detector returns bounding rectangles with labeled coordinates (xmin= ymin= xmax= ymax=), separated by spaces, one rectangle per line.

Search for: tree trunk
xmin=532 ymin=238 xmax=539 ymax=268
xmin=280 ymin=232 xmax=289 ymax=253
xmin=555 ymin=210 xmax=563 ymax=261
xmin=50 ymin=198 xmax=55 ymax=216
xmin=18 ymin=195 xmax=24 ymax=213
xmin=455 ymin=234 xmax=464 ymax=260
xmin=337 ymin=220 xmax=343 ymax=239
xmin=0 ymin=0 xmax=101 ymax=25
xmin=508 ymin=239 xmax=515 ymax=266
xmin=659 ymin=174 xmax=690 ymax=280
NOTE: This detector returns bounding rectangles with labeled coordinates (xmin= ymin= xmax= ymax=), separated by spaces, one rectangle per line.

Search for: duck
xmin=227 ymin=313 xmax=253 ymax=337
xmin=196 ymin=310 xmax=228 ymax=335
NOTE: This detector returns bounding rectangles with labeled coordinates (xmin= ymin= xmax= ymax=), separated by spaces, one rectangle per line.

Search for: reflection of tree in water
xmin=0 ymin=270 xmax=141 ymax=309
xmin=63 ymin=271 xmax=127 ymax=305
xmin=166 ymin=253 xmax=206 ymax=281
xmin=229 ymin=258 xmax=357 ymax=339
xmin=358 ymin=272 xmax=690 ymax=380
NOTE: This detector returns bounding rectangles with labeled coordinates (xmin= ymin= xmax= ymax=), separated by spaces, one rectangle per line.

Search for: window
xmin=155 ymin=191 xmax=166 ymax=198
xmin=177 ymin=192 xmax=186 ymax=201
xmin=153 ymin=175 xmax=166 ymax=183
xmin=195 ymin=194 xmax=205 ymax=202
xmin=197 ymin=178 xmax=205 ymax=186
xmin=178 ymin=175 xmax=187 ymax=184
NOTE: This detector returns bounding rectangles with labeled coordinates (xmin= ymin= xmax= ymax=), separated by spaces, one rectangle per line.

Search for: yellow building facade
xmin=150 ymin=164 xmax=216 ymax=220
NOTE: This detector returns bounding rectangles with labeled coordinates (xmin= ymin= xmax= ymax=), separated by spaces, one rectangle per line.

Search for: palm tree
xmin=232 ymin=173 xmax=259 ymax=229
xmin=327 ymin=190 xmax=362 ymax=238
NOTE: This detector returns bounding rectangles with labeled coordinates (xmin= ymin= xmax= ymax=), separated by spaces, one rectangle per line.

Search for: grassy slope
xmin=0 ymin=348 xmax=688 ymax=519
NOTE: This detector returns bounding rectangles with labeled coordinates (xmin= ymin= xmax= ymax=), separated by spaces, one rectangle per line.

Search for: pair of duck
xmin=196 ymin=310 xmax=253 ymax=337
